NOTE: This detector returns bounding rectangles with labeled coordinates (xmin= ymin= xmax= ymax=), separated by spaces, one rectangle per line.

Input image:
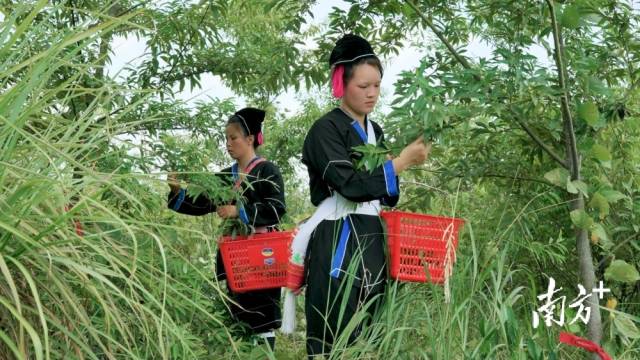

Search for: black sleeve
xmin=375 ymin=124 xmax=400 ymax=207
xmin=303 ymin=119 xmax=399 ymax=203
xmin=167 ymin=169 xmax=232 ymax=216
xmin=167 ymin=189 xmax=216 ymax=216
xmin=239 ymin=163 xmax=286 ymax=227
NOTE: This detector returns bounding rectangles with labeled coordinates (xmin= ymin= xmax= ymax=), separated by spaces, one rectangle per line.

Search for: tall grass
xmin=2 ymin=3 xmax=638 ymax=360
xmin=277 ymin=183 xmax=638 ymax=359
xmin=291 ymin=226 xmax=582 ymax=359
xmin=0 ymin=4 xmax=244 ymax=359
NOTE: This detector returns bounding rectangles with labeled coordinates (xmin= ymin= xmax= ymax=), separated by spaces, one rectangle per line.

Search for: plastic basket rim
xmin=218 ymin=230 xmax=294 ymax=246
xmin=380 ymin=210 xmax=465 ymax=224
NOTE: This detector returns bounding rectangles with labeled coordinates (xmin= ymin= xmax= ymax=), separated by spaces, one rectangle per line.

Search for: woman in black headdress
xmin=292 ymin=34 xmax=430 ymax=357
xmin=167 ymin=107 xmax=286 ymax=350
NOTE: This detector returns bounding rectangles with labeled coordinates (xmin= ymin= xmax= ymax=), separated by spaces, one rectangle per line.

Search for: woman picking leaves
xmin=168 ymin=107 xmax=286 ymax=350
xmin=285 ymin=34 xmax=430 ymax=357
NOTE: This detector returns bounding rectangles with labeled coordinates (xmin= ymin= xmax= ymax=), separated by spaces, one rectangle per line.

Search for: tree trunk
xmin=546 ymin=0 xmax=603 ymax=350
xmin=397 ymin=1 xmax=606 ymax=354
xmin=572 ymin=193 xmax=603 ymax=351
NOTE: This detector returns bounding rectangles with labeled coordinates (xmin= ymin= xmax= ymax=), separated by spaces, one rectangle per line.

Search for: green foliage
xmin=1 ymin=0 xmax=639 ymax=359
xmin=605 ymin=260 xmax=640 ymax=284
xmin=613 ymin=314 xmax=640 ymax=340
xmin=324 ymin=0 xmax=640 ymax=356
xmin=351 ymin=143 xmax=390 ymax=172
xmin=570 ymin=209 xmax=594 ymax=230
xmin=0 ymin=3 xmax=267 ymax=358
xmin=578 ymin=101 xmax=600 ymax=126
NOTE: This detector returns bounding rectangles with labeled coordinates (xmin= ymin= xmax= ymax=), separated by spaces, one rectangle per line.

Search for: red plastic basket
xmin=381 ymin=211 xmax=464 ymax=283
xmin=218 ymin=231 xmax=293 ymax=293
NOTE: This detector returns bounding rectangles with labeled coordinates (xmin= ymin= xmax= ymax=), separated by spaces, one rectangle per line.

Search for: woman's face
xmin=225 ymin=123 xmax=253 ymax=160
xmin=342 ymin=63 xmax=381 ymax=117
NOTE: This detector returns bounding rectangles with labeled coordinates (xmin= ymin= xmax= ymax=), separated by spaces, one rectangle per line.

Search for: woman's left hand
xmin=216 ymin=205 xmax=238 ymax=219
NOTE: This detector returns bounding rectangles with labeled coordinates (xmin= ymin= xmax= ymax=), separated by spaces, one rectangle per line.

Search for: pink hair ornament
xmin=331 ymin=65 xmax=345 ymax=98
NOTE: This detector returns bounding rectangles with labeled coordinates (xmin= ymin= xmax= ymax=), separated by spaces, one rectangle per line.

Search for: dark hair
xmin=226 ymin=118 xmax=260 ymax=149
xmin=342 ymin=56 xmax=383 ymax=85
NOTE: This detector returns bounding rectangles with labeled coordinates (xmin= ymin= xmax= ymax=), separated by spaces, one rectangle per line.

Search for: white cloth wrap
xmin=282 ymin=118 xmax=380 ymax=334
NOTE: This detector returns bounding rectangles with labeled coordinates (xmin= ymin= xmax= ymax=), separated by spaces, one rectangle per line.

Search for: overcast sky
xmin=3 ymin=1 xmax=637 ymax=115
xmin=106 ymin=0 xmax=640 ymax=110
xmin=106 ymin=1 xmax=498 ymax=115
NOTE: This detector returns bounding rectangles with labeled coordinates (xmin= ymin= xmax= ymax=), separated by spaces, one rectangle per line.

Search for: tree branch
xmin=405 ymin=0 xmax=475 ymax=72
xmin=597 ymin=233 xmax=639 ymax=270
xmin=405 ymin=0 xmax=568 ymax=169
xmin=545 ymin=0 xmax=579 ymax=178
xmin=479 ymin=172 xmax=556 ymax=187
xmin=545 ymin=2 xmax=601 ymax=351
xmin=405 ymin=168 xmax=556 ymax=187
xmin=513 ymin=116 xmax=568 ymax=168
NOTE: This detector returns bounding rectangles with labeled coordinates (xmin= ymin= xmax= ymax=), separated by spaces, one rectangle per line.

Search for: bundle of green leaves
xmin=157 ymin=135 xmax=253 ymax=236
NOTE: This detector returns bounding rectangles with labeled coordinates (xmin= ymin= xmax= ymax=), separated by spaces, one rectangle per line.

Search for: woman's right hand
xmin=167 ymin=172 xmax=181 ymax=193
xmin=393 ymin=136 xmax=431 ymax=174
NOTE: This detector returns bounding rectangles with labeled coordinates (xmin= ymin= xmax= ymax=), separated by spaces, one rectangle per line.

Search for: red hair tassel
xmin=332 ymin=65 xmax=345 ymax=98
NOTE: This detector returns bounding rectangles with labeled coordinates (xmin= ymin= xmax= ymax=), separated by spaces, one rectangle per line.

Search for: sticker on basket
xmin=264 ymin=257 xmax=275 ymax=266
xmin=261 ymin=248 xmax=274 ymax=257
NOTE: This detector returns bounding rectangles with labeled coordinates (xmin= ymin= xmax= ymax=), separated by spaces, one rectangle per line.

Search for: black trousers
xmin=217 ymin=250 xmax=282 ymax=334
xmin=228 ymin=287 xmax=282 ymax=334
xmin=304 ymin=215 xmax=386 ymax=357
